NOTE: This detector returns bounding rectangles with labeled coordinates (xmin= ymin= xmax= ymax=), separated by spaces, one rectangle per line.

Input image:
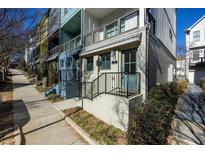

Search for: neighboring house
xmin=176 ymin=56 xmax=186 ymax=80
xmin=80 ymin=8 xmax=176 ymax=130
xmin=39 ymin=12 xmax=49 ymax=81
xmin=185 ymin=15 xmax=205 ymax=84
xmin=57 ymin=8 xmax=82 ymax=98
xmin=46 ymin=8 xmax=60 ymax=88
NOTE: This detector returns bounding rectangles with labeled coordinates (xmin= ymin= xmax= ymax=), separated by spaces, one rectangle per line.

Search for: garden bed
xmin=0 ymin=72 xmax=15 ymax=145
xmin=63 ymin=107 xmax=127 ymax=145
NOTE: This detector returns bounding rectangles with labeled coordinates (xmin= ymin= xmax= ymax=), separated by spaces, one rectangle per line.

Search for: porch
xmin=82 ymin=72 xmax=141 ymax=100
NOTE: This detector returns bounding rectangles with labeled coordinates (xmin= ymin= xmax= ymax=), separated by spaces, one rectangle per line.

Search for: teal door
xmin=121 ymin=49 xmax=139 ymax=92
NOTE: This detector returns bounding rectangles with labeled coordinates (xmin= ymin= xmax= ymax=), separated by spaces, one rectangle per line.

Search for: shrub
xmin=128 ymin=82 xmax=181 ymax=145
xmin=200 ymin=77 xmax=205 ymax=92
xmin=177 ymin=80 xmax=188 ymax=91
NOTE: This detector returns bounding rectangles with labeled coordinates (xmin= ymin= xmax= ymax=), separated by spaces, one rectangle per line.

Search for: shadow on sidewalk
xmin=0 ymin=99 xmax=30 ymax=142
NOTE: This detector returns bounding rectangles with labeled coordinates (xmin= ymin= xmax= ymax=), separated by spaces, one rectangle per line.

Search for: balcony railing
xmin=61 ymin=35 xmax=81 ymax=53
xmin=48 ymin=45 xmax=62 ymax=57
xmin=189 ymin=57 xmax=205 ymax=66
xmin=84 ymin=9 xmax=139 ymax=47
xmin=47 ymin=35 xmax=81 ymax=57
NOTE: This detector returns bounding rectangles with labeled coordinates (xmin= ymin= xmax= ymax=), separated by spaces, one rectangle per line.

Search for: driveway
xmin=11 ymin=69 xmax=88 ymax=145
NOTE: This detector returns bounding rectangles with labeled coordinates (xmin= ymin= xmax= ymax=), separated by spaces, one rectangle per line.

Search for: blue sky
xmin=176 ymin=8 xmax=205 ymax=46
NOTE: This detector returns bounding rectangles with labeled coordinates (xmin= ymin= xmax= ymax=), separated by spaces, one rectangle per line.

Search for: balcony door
xmin=121 ymin=48 xmax=139 ymax=91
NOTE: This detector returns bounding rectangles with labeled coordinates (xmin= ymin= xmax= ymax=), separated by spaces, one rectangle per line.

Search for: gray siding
xmin=151 ymin=8 xmax=176 ymax=57
xmin=148 ymin=34 xmax=176 ymax=90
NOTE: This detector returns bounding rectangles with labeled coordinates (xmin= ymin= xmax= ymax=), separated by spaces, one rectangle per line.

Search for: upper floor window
xmin=193 ymin=30 xmax=200 ymax=42
xmin=100 ymin=53 xmax=111 ymax=70
xmin=64 ymin=8 xmax=68 ymax=16
xmin=87 ymin=57 xmax=93 ymax=71
xmin=60 ymin=59 xmax=65 ymax=68
xmin=193 ymin=50 xmax=200 ymax=61
xmin=105 ymin=21 xmax=118 ymax=39
xmin=169 ymin=29 xmax=173 ymax=41
xmin=67 ymin=57 xmax=72 ymax=67
xmin=120 ymin=11 xmax=138 ymax=33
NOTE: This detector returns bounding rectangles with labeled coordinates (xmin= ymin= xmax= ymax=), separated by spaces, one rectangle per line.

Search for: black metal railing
xmin=81 ymin=72 xmax=141 ymax=100
xmin=189 ymin=57 xmax=205 ymax=65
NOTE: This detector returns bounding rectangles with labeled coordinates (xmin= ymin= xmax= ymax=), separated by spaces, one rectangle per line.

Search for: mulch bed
xmin=63 ymin=107 xmax=127 ymax=145
xmin=0 ymin=72 xmax=15 ymax=145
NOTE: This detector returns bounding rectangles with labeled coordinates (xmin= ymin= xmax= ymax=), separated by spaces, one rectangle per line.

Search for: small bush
xmin=128 ymin=82 xmax=181 ymax=145
xmin=177 ymin=80 xmax=188 ymax=91
xmin=200 ymin=77 xmax=205 ymax=92
xmin=47 ymin=93 xmax=63 ymax=103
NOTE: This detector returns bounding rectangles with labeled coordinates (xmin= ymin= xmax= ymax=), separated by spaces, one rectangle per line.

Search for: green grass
xmin=35 ymin=85 xmax=44 ymax=93
xmin=47 ymin=94 xmax=63 ymax=103
xmin=63 ymin=108 xmax=127 ymax=145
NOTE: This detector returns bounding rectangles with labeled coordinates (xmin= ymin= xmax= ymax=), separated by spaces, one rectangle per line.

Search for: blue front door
xmin=121 ymin=49 xmax=139 ymax=92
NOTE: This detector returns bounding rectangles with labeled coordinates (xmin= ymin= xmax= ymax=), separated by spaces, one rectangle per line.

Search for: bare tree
xmin=0 ymin=8 xmax=46 ymax=67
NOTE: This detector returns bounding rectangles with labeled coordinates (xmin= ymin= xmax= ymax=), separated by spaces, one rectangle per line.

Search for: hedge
xmin=128 ymin=82 xmax=182 ymax=144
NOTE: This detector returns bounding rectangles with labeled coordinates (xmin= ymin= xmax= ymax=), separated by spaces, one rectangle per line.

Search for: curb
xmin=14 ymin=125 xmax=22 ymax=145
xmin=54 ymin=105 xmax=99 ymax=145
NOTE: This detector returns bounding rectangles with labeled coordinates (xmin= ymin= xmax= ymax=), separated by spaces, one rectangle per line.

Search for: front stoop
xmin=54 ymin=105 xmax=99 ymax=145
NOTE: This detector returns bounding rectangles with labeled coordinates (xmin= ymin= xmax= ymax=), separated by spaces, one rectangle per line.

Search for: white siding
xmin=187 ymin=17 xmax=205 ymax=48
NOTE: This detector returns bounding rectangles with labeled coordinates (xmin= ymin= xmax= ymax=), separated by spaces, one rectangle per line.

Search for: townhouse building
xmin=57 ymin=8 xmax=82 ymax=98
xmin=185 ymin=15 xmax=205 ymax=84
xmin=46 ymin=8 xmax=60 ymax=88
xmin=80 ymin=8 xmax=176 ymax=130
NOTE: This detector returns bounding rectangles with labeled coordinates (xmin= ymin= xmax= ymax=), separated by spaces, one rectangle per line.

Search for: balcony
xmin=48 ymin=45 xmax=62 ymax=57
xmin=61 ymin=35 xmax=81 ymax=55
xmin=83 ymin=10 xmax=141 ymax=53
xmin=189 ymin=57 xmax=205 ymax=67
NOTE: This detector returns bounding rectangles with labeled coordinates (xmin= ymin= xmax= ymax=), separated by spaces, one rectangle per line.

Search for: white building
xmin=185 ymin=15 xmax=205 ymax=84
xmin=176 ymin=56 xmax=186 ymax=80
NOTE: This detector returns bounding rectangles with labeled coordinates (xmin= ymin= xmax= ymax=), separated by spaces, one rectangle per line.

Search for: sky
xmin=176 ymin=8 xmax=205 ymax=46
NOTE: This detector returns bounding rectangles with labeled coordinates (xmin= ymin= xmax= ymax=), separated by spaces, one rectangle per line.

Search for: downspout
xmin=81 ymin=9 xmax=84 ymax=109
xmin=145 ymin=9 xmax=151 ymax=100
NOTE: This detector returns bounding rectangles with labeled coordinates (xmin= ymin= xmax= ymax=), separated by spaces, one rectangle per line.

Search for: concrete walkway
xmin=173 ymin=83 xmax=205 ymax=145
xmin=11 ymin=69 xmax=88 ymax=145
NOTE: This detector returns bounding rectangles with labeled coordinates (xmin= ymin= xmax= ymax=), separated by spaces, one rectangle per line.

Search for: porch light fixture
xmin=111 ymin=50 xmax=117 ymax=64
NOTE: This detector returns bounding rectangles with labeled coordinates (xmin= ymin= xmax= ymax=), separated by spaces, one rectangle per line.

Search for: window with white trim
xmin=193 ymin=50 xmax=200 ymax=61
xmin=193 ymin=30 xmax=200 ymax=42
xmin=87 ymin=57 xmax=93 ymax=71
xmin=105 ymin=22 xmax=118 ymax=38
xmin=120 ymin=11 xmax=138 ymax=33
xmin=100 ymin=53 xmax=111 ymax=70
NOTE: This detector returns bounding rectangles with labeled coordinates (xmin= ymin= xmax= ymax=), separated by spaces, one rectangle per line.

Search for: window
xmin=67 ymin=57 xmax=72 ymax=67
xmin=105 ymin=22 xmax=118 ymax=38
xmin=193 ymin=30 xmax=200 ymax=42
xmin=64 ymin=8 xmax=68 ymax=16
xmin=193 ymin=50 xmax=200 ymax=61
xmin=94 ymin=29 xmax=104 ymax=43
xmin=87 ymin=57 xmax=93 ymax=71
xmin=60 ymin=59 xmax=64 ymax=68
xmin=101 ymin=53 xmax=111 ymax=70
xmin=169 ymin=29 xmax=173 ymax=41
xmin=120 ymin=11 xmax=138 ymax=33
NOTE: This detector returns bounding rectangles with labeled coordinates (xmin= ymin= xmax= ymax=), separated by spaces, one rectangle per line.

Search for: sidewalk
xmin=173 ymin=83 xmax=205 ymax=145
xmin=11 ymin=69 xmax=88 ymax=145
